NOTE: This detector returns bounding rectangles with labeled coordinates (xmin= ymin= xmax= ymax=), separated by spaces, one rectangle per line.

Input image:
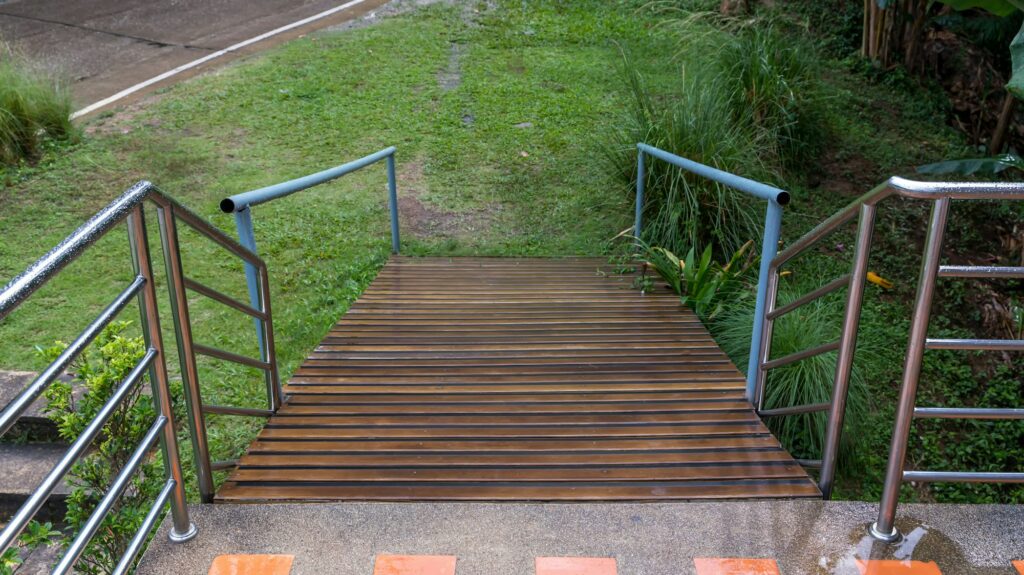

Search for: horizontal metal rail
xmin=761 ymin=340 xmax=841 ymax=371
xmin=914 ymin=407 xmax=1024 ymax=420
xmin=183 ymin=277 xmax=266 ymax=320
xmin=202 ymin=404 xmax=274 ymax=417
xmin=767 ymin=275 xmax=850 ymax=321
xmin=758 ymin=403 xmax=830 ymax=417
xmin=888 ymin=176 xmax=1024 ymax=200
xmin=797 ymin=459 xmax=823 ymax=469
xmin=0 ymin=348 xmax=156 ymax=552
xmin=220 ymin=146 xmax=398 ymax=212
xmin=0 ymin=276 xmax=145 ymax=436
xmin=938 ymin=265 xmax=1024 ymax=279
xmin=193 ymin=343 xmax=272 ymax=370
xmin=635 ymin=143 xmax=791 ymax=204
xmin=211 ymin=459 xmax=240 ymax=471
xmin=925 ymin=338 xmax=1024 ymax=351
xmin=111 ymin=479 xmax=176 ymax=575
xmin=0 ymin=184 xmax=153 ymax=314
xmin=903 ymin=470 xmax=1024 ymax=483
xmin=52 ymin=415 xmax=166 ymax=575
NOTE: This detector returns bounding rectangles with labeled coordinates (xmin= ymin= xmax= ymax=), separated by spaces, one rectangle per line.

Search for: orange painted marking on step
xmin=1011 ymin=560 xmax=1024 ymax=575
xmin=535 ymin=557 xmax=617 ymax=575
xmin=693 ymin=558 xmax=780 ymax=575
xmin=207 ymin=554 xmax=294 ymax=575
xmin=373 ymin=555 xmax=457 ymax=575
xmin=855 ymin=560 xmax=942 ymax=574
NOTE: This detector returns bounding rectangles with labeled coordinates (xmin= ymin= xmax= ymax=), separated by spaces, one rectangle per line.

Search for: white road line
xmin=70 ymin=0 xmax=370 ymax=119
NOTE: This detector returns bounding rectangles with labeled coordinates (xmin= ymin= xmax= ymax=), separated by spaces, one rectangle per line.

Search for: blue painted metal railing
xmin=634 ymin=143 xmax=790 ymax=402
xmin=220 ymin=146 xmax=399 ymax=354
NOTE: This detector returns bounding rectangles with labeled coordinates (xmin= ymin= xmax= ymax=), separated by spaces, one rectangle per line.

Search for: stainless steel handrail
xmin=0 ymin=180 xmax=283 ymax=569
xmin=748 ymin=175 xmax=1024 ymax=531
xmin=869 ymin=179 xmax=1024 ymax=542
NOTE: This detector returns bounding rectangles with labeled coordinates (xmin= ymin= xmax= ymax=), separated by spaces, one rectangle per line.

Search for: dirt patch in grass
xmin=813 ymin=150 xmax=878 ymax=197
xmin=398 ymin=157 xmax=501 ymax=239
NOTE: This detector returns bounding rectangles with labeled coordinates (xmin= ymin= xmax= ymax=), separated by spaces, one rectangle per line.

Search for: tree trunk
xmin=990 ymin=92 xmax=1018 ymax=155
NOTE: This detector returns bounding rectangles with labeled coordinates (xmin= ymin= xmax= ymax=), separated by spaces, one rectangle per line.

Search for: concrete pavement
xmin=137 ymin=500 xmax=1024 ymax=574
xmin=0 ymin=0 xmax=392 ymax=113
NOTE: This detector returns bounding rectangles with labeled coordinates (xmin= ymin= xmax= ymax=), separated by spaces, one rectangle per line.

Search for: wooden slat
xmin=218 ymin=257 xmax=819 ymax=502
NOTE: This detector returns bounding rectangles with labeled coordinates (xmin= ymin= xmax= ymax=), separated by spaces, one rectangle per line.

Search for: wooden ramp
xmin=217 ymin=257 xmax=819 ymax=502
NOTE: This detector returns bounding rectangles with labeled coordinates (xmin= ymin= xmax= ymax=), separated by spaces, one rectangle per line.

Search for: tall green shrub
xmin=0 ymin=54 xmax=76 ymax=166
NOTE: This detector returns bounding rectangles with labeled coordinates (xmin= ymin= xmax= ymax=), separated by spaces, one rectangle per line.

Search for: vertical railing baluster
xmin=125 ymin=205 xmax=196 ymax=543
xmin=387 ymin=151 xmax=400 ymax=254
xmin=634 ymin=149 xmax=645 ymax=241
xmin=156 ymin=203 xmax=216 ymax=504
xmin=871 ymin=197 xmax=951 ymax=541
xmin=257 ymin=264 xmax=283 ymax=409
xmin=819 ymin=203 xmax=877 ymax=499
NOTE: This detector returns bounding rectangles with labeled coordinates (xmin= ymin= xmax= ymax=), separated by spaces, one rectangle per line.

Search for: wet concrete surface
xmin=0 ymin=0 xmax=392 ymax=111
xmin=137 ymin=500 xmax=1024 ymax=574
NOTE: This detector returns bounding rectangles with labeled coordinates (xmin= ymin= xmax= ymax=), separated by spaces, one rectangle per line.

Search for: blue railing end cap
xmin=220 ymin=197 xmax=239 ymax=213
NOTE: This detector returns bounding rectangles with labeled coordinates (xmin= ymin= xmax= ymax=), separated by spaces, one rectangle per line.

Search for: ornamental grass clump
xmin=0 ymin=53 xmax=76 ymax=166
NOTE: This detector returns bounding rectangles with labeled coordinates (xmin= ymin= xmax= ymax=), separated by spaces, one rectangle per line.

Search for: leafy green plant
xmin=40 ymin=322 xmax=166 ymax=575
xmin=0 ymin=53 xmax=77 ymax=166
xmin=634 ymin=238 xmax=755 ymax=321
xmin=0 ymin=521 xmax=61 ymax=575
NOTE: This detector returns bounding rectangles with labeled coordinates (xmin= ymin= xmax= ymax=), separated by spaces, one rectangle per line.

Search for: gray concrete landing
xmin=137 ymin=500 xmax=1024 ymax=574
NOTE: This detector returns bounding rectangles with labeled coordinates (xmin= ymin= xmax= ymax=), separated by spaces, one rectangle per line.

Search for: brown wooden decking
xmin=217 ymin=257 xmax=820 ymax=502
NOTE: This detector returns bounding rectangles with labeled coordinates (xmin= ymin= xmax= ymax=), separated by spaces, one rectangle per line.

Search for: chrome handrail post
xmin=257 ymin=263 xmax=283 ymax=409
xmin=126 ymin=205 xmax=196 ymax=543
xmin=819 ymin=203 xmax=877 ymax=499
xmin=156 ymin=204 xmax=216 ymax=504
xmin=233 ymin=206 xmax=266 ymax=359
xmin=871 ymin=197 xmax=951 ymax=541
xmin=634 ymin=146 xmax=646 ymax=241
xmin=747 ymin=199 xmax=784 ymax=401
xmin=387 ymin=151 xmax=400 ymax=254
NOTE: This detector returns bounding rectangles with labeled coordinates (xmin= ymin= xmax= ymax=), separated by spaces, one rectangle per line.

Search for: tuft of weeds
xmin=607 ymin=57 xmax=765 ymax=257
xmin=0 ymin=53 xmax=77 ymax=166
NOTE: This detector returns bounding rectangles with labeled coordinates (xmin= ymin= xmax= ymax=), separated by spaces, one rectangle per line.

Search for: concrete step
xmin=0 ymin=443 xmax=72 ymax=522
xmin=0 ymin=370 xmax=83 ymax=442
xmin=137 ymin=500 xmax=1024 ymax=575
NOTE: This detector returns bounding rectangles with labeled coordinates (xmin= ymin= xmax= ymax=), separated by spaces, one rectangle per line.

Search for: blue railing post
xmin=233 ymin=207 xmax=265 ymax=358
xmin=634 ymin=149 xmax=646 ymax=239
xmin=746 ymin=200 xmax=783 ymax=401
xmin=387 ymin=152 xmax=400 ymax=254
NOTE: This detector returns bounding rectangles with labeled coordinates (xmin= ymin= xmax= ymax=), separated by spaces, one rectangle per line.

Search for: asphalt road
xmin=0 ymin=0 xmax=391 ymax=114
